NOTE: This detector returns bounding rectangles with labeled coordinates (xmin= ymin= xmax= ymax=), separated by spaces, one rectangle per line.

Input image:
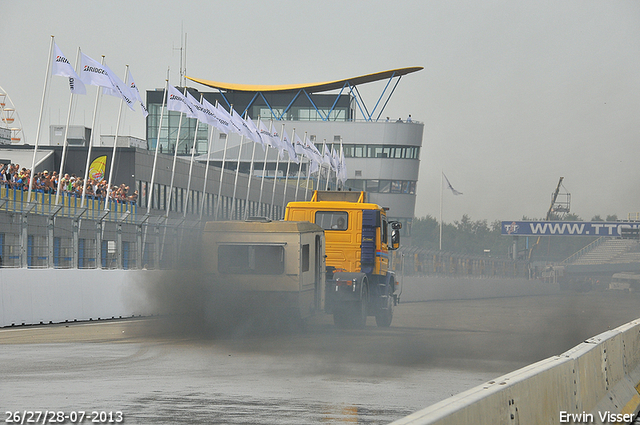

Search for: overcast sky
xmin=2 ymin=1 xmax=639 ymax=223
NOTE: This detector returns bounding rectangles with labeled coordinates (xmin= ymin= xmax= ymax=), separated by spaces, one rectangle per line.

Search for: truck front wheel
xmin=375 ymin=295 xmax=393 ymax=327
xmin=351 ymin=284 xmax=368 ymax=329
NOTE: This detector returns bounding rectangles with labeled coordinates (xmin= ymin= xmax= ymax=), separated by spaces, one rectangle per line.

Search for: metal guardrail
xmin=0 ymin=186 xmax=137 ymax=223
xmin=0 ymin=189 xmax=200 ymax=270
xmin=392 ymin=248 xmax=531 ymax=279
xmin=561 ymin=236 xmax=607 ymax=264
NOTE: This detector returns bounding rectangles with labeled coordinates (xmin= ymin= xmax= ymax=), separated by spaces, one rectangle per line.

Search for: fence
xmin=393 ymin=247 xmax=531 ymax=279
xmin=0 ymin=190 xmax=200 ymax=270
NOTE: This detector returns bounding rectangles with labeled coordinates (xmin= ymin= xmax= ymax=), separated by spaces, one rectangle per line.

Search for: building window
xmin=366 ymin=180 xmax=379 ymax=193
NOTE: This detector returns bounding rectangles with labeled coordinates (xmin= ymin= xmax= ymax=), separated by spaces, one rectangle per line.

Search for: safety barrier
xmin=390 ymin=319 xmax=640 ymax=425
xmin=0 ymin=268 xmax=155 ymax=327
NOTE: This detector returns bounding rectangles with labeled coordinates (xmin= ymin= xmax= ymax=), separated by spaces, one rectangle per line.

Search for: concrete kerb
xmin=390 ymin=319 xmax=640 ymax=425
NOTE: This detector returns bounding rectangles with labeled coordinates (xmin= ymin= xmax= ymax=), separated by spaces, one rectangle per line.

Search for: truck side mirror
xmin=390 ymin=229 xmax=400 ymax=250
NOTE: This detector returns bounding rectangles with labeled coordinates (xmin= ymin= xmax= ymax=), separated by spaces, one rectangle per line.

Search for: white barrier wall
xmin=400 ymin=276 xmax=559 ymax=302
xmin=390 ymin=319 xmax=640 ymax=425
xmin=0 ymin=269 xmax=156 ymax=327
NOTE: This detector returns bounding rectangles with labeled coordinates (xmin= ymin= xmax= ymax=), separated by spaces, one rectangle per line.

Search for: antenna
xmin=173 ymin=24 xmax=187 ymax=86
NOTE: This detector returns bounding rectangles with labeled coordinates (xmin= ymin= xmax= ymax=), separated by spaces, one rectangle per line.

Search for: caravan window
xmin=218 ymin=244 xmax=284 ymax=275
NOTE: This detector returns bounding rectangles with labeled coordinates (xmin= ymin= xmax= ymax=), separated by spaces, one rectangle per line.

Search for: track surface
xmin=2 ymin=290 xmax=639 ymax=424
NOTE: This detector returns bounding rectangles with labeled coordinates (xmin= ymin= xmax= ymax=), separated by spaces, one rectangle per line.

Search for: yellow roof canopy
xmin=186 ymin=67 xmax=423 ymax=93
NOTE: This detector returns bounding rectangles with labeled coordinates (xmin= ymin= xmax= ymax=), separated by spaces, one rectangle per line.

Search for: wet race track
xmin=2 ymin=289 xmax=640 ymax=424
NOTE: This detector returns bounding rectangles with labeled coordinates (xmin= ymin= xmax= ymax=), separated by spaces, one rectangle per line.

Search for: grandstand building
xmin=145 ymin=67 xmax=424 ymax=238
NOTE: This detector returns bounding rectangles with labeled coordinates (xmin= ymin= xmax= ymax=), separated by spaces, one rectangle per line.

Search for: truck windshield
xmin=218 ymin=244 xmax=285 ymax=274
xmin=315 ymin=211 xmax=348 ymax=231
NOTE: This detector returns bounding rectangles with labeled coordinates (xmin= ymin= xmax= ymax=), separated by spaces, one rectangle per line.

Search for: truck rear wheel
xmin=333 ymin=285 xmax=368 ymax=329
xmin=333 ymin=308 xmax=350 ymax=328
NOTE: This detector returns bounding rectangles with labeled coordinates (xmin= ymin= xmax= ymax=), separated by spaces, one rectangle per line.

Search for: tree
xmin=411 ymin=212 xmax=607 ymax=262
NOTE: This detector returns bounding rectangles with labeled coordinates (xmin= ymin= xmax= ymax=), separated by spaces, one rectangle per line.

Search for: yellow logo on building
xmin=89 ymin=155 xmax=107 ymax=181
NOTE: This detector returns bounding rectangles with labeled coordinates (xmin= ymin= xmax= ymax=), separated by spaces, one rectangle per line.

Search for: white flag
xmin=167 ymin=85 xmax=197 ymax=119
xmin=101 ymin=65 xmax=135 ymax=111
xmin=128 ymin=69 xmax=148 ymax=117
xmin=229 ymin=108 xmax=254 ymax=140
xmin=80 ymin=52 xmax=114 ymax=89
xmin=245 ymin=116 xmax=266 ymax=149
xmin=259 ymin=120 xmax=280 ymax=151
xmin=51 ymin=43 xmax=86 ymax=95
xmin=443 ymin=173 xmax=463 ymax=195
xmin=189 ymin=94 xmax=219 ymax=128
xmin=322 ymin=143 xmax=332 ymax=167
xmin=187 ymin=92 xmax=210 ymax=124
xmin=214 ymin=103 xmax=235 ymax=135
xmin=331 ymin=147 xmax=339 ymax=171
xmin=307 ymin=137 xmax=323 ymax=164
xmin=201 ymin=97 xmax=230 ymax=133
xmin=294 ymin=133 xmax=307 ymax=157
xmin=338 ymin=144 xmax=347 ymax=184
xmin=79 ymin=53 xmax=135 ymax=110
xmin=281 ymin=128 xmax=298 ymax=163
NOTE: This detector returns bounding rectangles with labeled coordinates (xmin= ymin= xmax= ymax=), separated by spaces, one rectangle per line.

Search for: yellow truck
xmin=202 ymin=218 xmax=326 ymax=323
xmin=285 ymin=190 xmax=401 ymax=328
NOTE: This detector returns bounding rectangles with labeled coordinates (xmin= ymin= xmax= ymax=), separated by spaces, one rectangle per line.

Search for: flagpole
xmin=199 ymin=122 xmax=217 ymax=221
xmin=105 ymin=64 xmax=129 ymax=207
xmin=165 ymin=87 xmax=187 ymax=217
xmin=270 ymin=123 xmax=284 ymax=220
xmin=81 ymin=55 xmax=105 ymax=209
xmin=147 ymin=76 xmax=169 ymax=215
xmin=243 ymin=117 xmax=260 ymax=220
xmin=257 ymin=120 xmax=272 ymax=217
xmin=338 ymin=142 xmax=343 ymax=190
xmin=27 ymin=35 xmax=55 ymax=206
xmin=315 ymin=143 xmax=322 ymax=196
xmin=334 ymin=144 xmax=339 ymax=190
xmin=183 ymin=94 xmax=202 ymax=217
xmin=281 ymin=128 xmax=295 ymax=212
xmin=55 ymin=45 xmax=81 ymax=205
xmin=323 ymin=141 xmax=330 ymax=191
xmin=439 ymin=171 xmax=443 ymax=251
xmin=294 ymin=132 xmax=303 ymax=201
xmin=213 ymin=101 xmax=228 ymax=221
xmin=303 ymin=133 xmax=313 ymax=200
xmin=229 ymin=110 xmax=247 ymax=220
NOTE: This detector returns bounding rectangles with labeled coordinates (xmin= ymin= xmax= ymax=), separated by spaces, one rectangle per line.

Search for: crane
xmin=527 ymin=177 xmax=566 ymax=260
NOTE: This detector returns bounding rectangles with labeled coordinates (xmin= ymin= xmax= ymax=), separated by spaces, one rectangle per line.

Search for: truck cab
xmin=285 ymin=190 xmax=401 ymax=328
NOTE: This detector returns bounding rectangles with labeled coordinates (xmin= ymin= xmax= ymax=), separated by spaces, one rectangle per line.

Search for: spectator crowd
xmin=0 ymin=163 xmax=138 ymax=203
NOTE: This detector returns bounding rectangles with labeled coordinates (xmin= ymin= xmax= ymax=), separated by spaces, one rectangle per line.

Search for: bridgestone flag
xmin=245 ymin=116 xmax=266 ymax=149
xmin=281 ymin=128 xmax=298 ymax=163
xmin=128 ymin=69 xmax=148 ymax=117
xmin=229 ymin=108 xmax=253 ymax=140
xmin=102 ymin=66 xmax=135 ymax=111
xmin=80 ymin=53 xmax=135 ymax=110
xmin=80 ymin=53 xmax=114 ymax=89
xmin=166 ymin=85 xmax=197 ymax=119
xmin=51 ymin=43 xmax=86 ymax=95
xmin=215 ymin=103 xmax=235 ymax=135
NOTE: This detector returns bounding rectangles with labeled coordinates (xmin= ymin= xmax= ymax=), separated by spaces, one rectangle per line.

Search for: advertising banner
xmin=501 ymin=221 xmax=639 ymax=237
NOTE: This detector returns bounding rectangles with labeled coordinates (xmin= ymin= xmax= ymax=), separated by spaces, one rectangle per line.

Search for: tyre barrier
xmin=390 ymin=319 xmax=640 ymax=425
